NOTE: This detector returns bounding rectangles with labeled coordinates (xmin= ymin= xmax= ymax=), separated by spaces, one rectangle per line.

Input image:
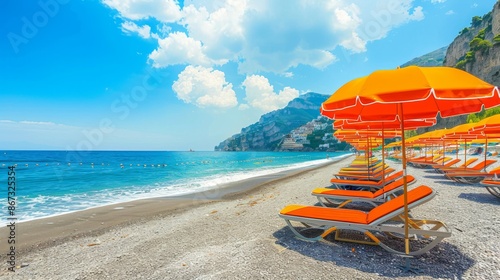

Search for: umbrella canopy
xmin=320 ymin=65 xmax=500 ymax=256
xmin=334 ymin=118 xmax=437 ymax=131
xmin=471 ymin=114 xmax=500 ymax=134
xmin=321 ymin=66 xmax=500 ymax=121
xmin=442 ymin=123 xmax=479 ymax=140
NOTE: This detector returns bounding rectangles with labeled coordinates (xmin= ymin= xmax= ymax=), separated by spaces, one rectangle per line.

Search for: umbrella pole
xmin=442 ymin=140 xmax=445 ymax=165
xmin=484 ymin=137 xmax=488 ymax=172
xmin=382 ymin=125 xmax=386 ymax=186
xmin=464 ymin=139 xmax=467 ymax=170
xmin=398 ymin=103 xmax=410 ymax=255
xmin=366 ymin=137 xmax=370 ymax=179
xmin=428 ymin=144 xmax=431 ymax=163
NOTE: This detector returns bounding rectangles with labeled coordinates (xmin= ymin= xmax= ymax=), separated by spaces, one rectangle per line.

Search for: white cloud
xmin=102 ymin=0 xmax=182 ymax=22
xmin=410 ymin=6 xmax=424 ymax=21
xmin=431 ymin=0 xmax=446 ymax=4
xmin=149 ymin=32 xmax=226 ymax=67
xmin=9 ymin=120 xmax=76 ymax=128
xmin=238 ymin=104 xmax=250 ymax=110
xmin=356 ymin=1 xmax=424 ymax=42
xmin=445 ymin=10 xmax=455 ymax=15
xmin=121 ymin=21 xmax=151 ymax=39
xmin=242 ymin=75 xmax=299 ymax=112
xmin=106 ymin=0 xmax=425 ymax=73
xmin=181 ymin=0 xmax=245 ymax=61
xmin=172 ymin=65 xmax=237 ymax=108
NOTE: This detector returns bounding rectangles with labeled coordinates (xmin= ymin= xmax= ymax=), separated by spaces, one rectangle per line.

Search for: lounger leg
xmin=485 ymin=185 xmax=500 ymax=198
xmin=284 ymin=219 xmax=333 ymax=242
xmin=377 ymin=220 xmax=451 ymax=256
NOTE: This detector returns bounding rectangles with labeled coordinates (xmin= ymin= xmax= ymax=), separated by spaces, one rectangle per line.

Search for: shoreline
xmin=0 ymin=154 xmax=352 ymax=255
xmin=2 ymin=153 xmax=352 ymax=227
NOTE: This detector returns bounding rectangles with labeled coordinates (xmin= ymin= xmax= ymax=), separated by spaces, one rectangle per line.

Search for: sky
xmin=0 ymin=0 xmax=498 ymax=151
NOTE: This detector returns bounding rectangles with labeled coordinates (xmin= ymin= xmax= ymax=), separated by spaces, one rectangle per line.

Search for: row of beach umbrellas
xmin=319 ymin=65 xmax=500 ymax=257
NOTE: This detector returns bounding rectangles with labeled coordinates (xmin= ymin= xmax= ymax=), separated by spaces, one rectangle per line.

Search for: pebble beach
xmin=1 ymin=154 xmax=499 ymax=279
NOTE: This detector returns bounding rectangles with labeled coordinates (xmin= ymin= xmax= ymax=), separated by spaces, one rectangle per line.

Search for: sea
xmin=0 ymin=150 xmax=351 ymax=225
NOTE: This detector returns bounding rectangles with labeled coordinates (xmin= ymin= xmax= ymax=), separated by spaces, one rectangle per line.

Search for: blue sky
xmin=0 ymin=0 xmax=498 ymax=151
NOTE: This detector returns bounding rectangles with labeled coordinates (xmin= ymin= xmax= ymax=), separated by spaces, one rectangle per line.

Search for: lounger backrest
xmin=437 ymin=157 xmax=452 ymax=164
xmin=366 ymin=185 xmax=433 ymax=224
xmin=460 ymin=158 xmax=478 ymax=168
xmin=487 ymin=165 xmax=500 ymax=174
xmin=442 ymin=158 xmax=460 ymax=167
xmin=372 ymin=175 xmax=415 ymax=197
xmin=383 ymin=170 xmax=403 ymax=181
xmin=470 ymin=159 xmax=497 ymax=170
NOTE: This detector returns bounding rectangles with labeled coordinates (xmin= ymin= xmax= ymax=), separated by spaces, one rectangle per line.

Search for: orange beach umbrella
xmin=321 ymin=66 xmax=500 ymax=121
xmin=320 ymin=65 xmax=500 ymax=256
xmin=471 ymin=114 xmax=500 ymax=134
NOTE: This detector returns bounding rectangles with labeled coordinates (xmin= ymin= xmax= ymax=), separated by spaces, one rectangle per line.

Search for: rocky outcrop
xmin=214 ymin=92 xmax=329 ymax=151
xmin=401 ymin=46 xmax=447 ymax=67
xmin=415 ymin=1 xmax=500 ymax=134
xmin=444 ymin=1 xmax=500 ymax=86
xmin=465 ymin=44 xmax=500 ymax=86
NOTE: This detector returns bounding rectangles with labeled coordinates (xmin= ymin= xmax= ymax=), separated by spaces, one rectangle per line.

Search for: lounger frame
xmin=279 ymin=187 xmax=451 ymax=256
xmin=479 ymin=180 xmax=500 ymax=199
xmin=313 ymin=176 xmax=416 ymax=208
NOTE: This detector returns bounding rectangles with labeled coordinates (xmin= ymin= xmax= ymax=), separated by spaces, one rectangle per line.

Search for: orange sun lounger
xmin=333 ymin=166 xmax=396 ymax=181
xmin=434 ymin=158 xmax=478 ymax=174
xmin=428 ymin=158 xmax=461 ymax=171
xmin=279 ymin=185 xmax=451 ymax=256
xmin=479 ymin=179 xmax=500 ymax=199
xmin=445 ymin=166 xmax=500 ymax=184
xmin=313 ymin=175 xmax=416 ymax=207
xmin=411 ymin=156 xmax=453 ymax=169
xmin=329 ymin=170 xmax=403 ymax=189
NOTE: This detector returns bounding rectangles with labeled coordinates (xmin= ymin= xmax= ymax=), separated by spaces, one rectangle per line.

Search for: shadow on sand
xmin=458 ymin=192 xmax=500 ymax=205
xmin=273 ymin=227 xmax=474 ymax=279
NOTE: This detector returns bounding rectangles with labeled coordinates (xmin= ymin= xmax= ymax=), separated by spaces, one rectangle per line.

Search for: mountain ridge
xmin=214 ymin=92 xmax=336 ymax=151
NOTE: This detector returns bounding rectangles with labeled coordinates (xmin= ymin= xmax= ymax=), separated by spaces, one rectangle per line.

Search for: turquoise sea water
xmin=0 ymin=150 xmax=350 ymax=224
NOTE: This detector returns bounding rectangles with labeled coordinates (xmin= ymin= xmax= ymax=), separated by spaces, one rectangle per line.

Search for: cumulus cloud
xmin=172 ymin=65 xmax=237 ymax=108
xmin=149 ymin=32 xmax=227 ymax=67
xmin=431 ymin=0 xmax=446 ymax=3
xmin=102 ymin=0 xmax=182 ymax=22
xmin=445 ymin=10 xmax=455 ymax=15
xmin=242 ymin=75 xmax=299 ymax=112
xmin=356 ymin=1 xmax=424 ymax=42
xmin=238 ymin=104 xmax=250 ymax=110
xmin=410 ymin=6 xmax=425 ymax=21
xmin=181 ymin=0 xmax=245 ymax=61
xmin=121 ymin=21 xmax=151 ymax=39
xmin=106 ymin=0 xmax=425 ymax=73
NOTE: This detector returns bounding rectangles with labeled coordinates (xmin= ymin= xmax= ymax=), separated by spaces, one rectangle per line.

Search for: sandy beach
xmin=1 ymin=154 xmax=499 ymax=279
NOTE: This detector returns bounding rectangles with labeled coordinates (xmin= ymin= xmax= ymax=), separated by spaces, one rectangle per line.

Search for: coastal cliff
xmin=214 ymin=93 xmax=347 ymax=151
xmin=444 ymin=1 xmax=500 ymax=86
xmin=417 ymin=1 xmax=500 ymax=133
